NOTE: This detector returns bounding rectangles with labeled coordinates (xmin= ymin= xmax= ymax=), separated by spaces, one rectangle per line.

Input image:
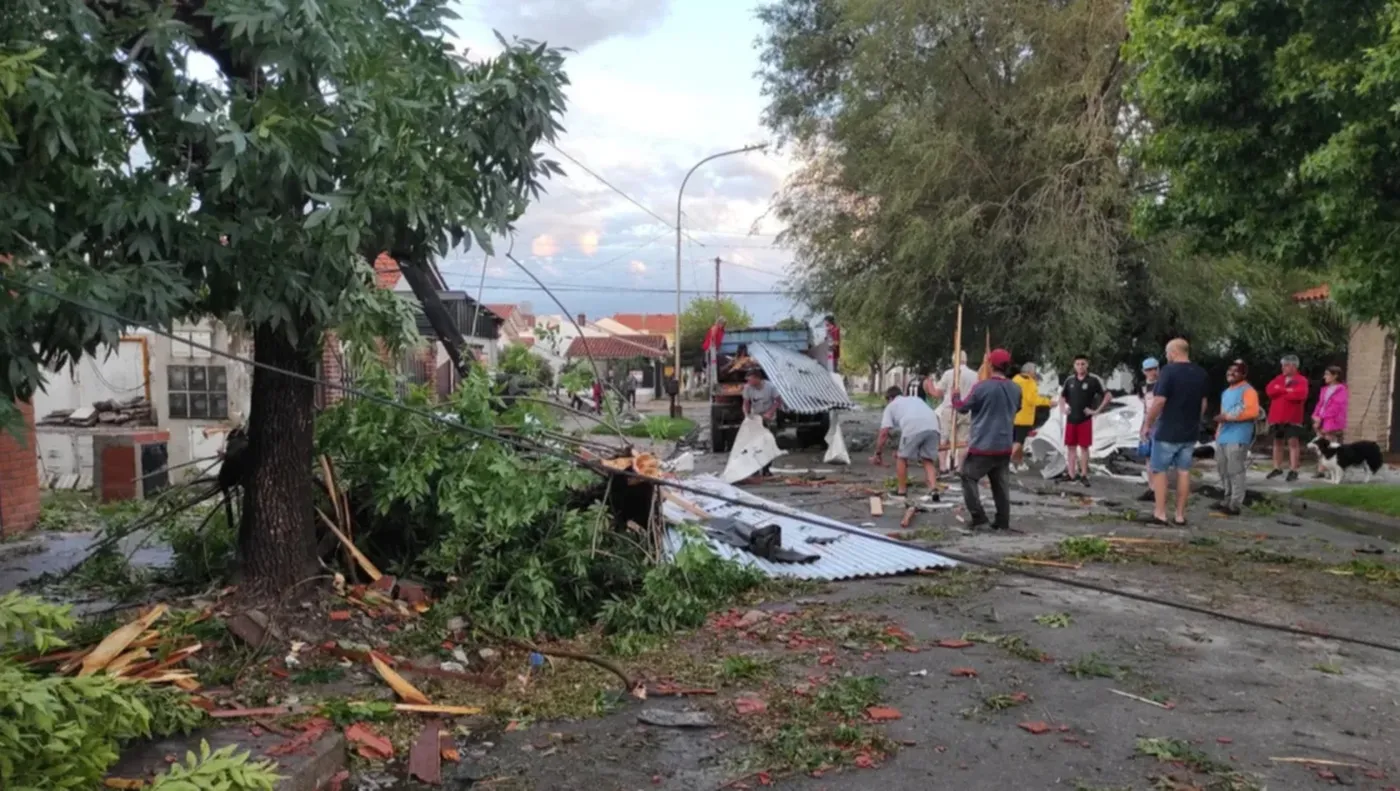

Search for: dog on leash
xmin=1310 ymin=437 xmax=1383 ymax=484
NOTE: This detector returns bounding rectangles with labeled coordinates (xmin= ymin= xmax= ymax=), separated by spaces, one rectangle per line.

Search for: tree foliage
xmin=756 ymin=0 xmax=1334 ymax=372
xmin=316 ymin=361 xmax=759 ymax=640
xmin=0 ymin=0 xmax=567 ymax=590
xmin=1127 ymin=0 xmax=1400 ymax=326
xmin=679 ymin=297 xmax=753 ymax=360
xmin=499 ymin=341 xmax=551 ymax=388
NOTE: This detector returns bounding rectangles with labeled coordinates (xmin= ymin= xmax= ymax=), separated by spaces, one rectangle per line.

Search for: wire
xmin=546 ymin=143 xmax=705 ymax=246
xmin=8 ymin=274 xmax=1400 ymax=656
xmin=477 ymin=282 xmax=783 ymax=296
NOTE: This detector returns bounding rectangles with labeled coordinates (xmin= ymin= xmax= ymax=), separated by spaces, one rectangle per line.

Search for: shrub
xmin=0 ymin=593 xmax=277 ymax=791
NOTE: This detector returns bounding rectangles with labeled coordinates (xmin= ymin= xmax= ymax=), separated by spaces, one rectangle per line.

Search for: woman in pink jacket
xmin=1312 ymin=365 xmax=1348 ymax=443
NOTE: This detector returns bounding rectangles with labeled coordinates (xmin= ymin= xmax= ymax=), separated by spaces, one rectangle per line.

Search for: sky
xmin=443 ymin=0 xmax=801 ymax=325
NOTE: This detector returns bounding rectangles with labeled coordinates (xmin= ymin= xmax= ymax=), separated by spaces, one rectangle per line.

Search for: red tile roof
xmin=564 ymin=335 xmax=667 ymax=359
xmin=611 ymin=313 xmax=677 ymax=334
xmin=1293 ymin=284 xmax=1330 ymax=303
xmin=374 ymin=252 xmax=400 ymax=289
xmin=486 ymin=303 xmax=517 ymax=320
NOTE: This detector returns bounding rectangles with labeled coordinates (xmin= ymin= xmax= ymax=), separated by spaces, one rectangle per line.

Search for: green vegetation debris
xmin=1033 ymin=612 xmax=1072 ymax=628
xmin=590 ymin=416 xmax=696 ymax=440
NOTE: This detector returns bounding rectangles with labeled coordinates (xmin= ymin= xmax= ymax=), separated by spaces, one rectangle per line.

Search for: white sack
xmin=722 ymin=415 xmax=784 ymax=483
xmin=823 ymin=412 xmax=851 ymax=465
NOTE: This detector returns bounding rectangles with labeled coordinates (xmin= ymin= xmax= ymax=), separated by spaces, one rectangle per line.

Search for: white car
xmin=1024 ymin=395 xmax=1147 ymax=479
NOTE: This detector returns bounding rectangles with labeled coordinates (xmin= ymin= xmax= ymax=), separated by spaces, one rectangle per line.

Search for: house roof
xmin=485 ymin=303 xmax=518 ymax=320
xmin=564 ymin=335 xmax=667 ymax=360
xmin=374 ymin=252 xmax=448 ymax=291
xmin=1293 ymin=284 xmax=1331 ymax=303
xmin=611 ymin=313 xmax=677 ymax=334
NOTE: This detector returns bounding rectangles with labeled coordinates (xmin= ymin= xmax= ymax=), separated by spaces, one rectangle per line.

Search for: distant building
xmin=609 ymin=313 xmax=677 ymax=349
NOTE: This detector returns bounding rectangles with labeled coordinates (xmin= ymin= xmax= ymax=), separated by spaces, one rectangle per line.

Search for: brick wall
xmin=320 ymin=331 xmax=344 ymax=407
xmin=0 ymin=400 xmax=41 ymax=536
xmin=1344 ymin=320 xmax=1394 ymax=448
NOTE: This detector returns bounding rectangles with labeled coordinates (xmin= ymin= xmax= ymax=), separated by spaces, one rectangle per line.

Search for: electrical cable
xmin=8 ymin=274 xmax=1400 ymax=656
xmin=546 ymin=143 xmax=705 ymax=246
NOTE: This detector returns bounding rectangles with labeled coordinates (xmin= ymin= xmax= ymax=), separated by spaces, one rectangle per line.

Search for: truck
xmin=708 ymin=326 xmax=854 ymax=452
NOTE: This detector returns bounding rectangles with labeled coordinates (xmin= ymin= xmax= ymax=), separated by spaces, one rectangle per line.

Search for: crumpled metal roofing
xmin=748 ymin=341 xmax=855 ymax=415
xmin=662 ymin=475 xmax=957 ymax=580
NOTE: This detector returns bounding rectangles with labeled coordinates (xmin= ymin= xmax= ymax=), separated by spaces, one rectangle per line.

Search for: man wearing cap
xmin=1214 ymin=360 xmax=1260 ymax=515
xmin=1011 ymin=362 xmax=1052 ymax=472
xmin=1135 ymin=357 xmax=1162 ymax=502
xmin=952 ymin=349 xmax=1021 ymax=530
xmin=1265 ymin=355 xmax=1309 ymax=482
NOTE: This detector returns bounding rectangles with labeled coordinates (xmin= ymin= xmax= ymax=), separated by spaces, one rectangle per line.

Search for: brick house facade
xmin=0 ymin=400 xmax=41 ymax=535
xmin=1295 ymin=285 xmax=1398 ymax=451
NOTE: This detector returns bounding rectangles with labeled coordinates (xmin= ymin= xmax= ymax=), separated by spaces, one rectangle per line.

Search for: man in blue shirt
xmin=1140 ymin=338 xmax=1208 ymax=526
xmin=1213 ymin=360 xmax=1261 ymax=516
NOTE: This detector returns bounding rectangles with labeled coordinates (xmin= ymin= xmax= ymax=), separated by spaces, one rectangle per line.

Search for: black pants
xmin=961 ymin=454 xmax=1011 ymax=529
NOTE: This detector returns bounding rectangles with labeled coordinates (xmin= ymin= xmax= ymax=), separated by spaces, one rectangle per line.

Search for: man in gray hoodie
xmin=951 ymin=348 xmax=1020 ymax=530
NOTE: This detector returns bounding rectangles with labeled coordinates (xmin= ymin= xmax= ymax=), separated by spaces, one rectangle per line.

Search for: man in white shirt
xmin=926 ymin=351 xmax=979 ymax=473
xmin=871 ymin=387 xmax=942 ymax=501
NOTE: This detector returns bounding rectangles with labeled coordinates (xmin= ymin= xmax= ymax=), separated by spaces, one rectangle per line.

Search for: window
xmin=168 ymin=365 xmax=228 ymax=419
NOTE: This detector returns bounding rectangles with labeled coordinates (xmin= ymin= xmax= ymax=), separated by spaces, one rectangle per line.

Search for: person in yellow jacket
xmin=1012 ymin=362 xmax=1053 ymax=471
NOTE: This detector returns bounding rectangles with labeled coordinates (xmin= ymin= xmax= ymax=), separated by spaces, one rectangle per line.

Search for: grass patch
xmin=1296 ymin=484 xmax=1400 ymax=517
xmin=1033 ymin=612 xmax=1072 ymax=629
xmin=1056 ymin=536 xmax=1113 ymax=561
xmin=1135 ymin=737 xmax=1260 ymax=789
xmin=852 ymin=392 xmax=886 ymax=409
xmin=590 ymin=416 xmax=696 ymax=440
xmin=715 ymin=655 xmax=779 ymax=683
xmin=909 ymin=568 xmax=998 ymax=599
xmin=1312 ymin=662 xmax=1343 ymax=675
xmin=753 ymin=675 xmax=894 ymax=774
xmin=962 ymin=631 xmax=1050 ymax=662
xmin=1064 ymin=653 xmax=1119 ymax=679
xmin=890 ymin=527 xmax=945 ymax=543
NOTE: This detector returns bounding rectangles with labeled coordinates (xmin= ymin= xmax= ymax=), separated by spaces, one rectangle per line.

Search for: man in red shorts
xmin=1059 ymin=355 xmax=1108 ymax=486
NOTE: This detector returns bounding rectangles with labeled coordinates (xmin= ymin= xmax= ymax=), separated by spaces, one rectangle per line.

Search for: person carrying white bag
xmin=721 ymin=369 xmax=784 ymax=483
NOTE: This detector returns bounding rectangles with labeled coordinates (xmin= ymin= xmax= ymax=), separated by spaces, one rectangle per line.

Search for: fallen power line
xmin=6 ymin=274 xmax=1400 ymax=656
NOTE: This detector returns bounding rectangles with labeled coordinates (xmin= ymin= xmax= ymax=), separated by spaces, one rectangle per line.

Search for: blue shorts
xmin=1150 ymin=441 xmax=1194 ymax=473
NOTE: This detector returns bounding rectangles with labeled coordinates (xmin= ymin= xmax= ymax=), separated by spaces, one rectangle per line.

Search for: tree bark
xmin=238 ymin=323 xmax=319 ymax=594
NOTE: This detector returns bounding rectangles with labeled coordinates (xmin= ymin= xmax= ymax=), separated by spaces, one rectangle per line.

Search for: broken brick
xmin=328 ymin=610 xmax=352 ymax=622
xmin=866 ymin=706 xmax=902 ymax=722
xmin=949 ymin=667 xmax=978 ymax=677
xmin=734 ymin=697 xmax=767 ymax=715
xmin=396 ymin=580 xmax=429 ymax=606
xmin=935 ymin=638 xmax=974 ymax=649
xmin=1018 ymin=721 xmax=1051 ymax=735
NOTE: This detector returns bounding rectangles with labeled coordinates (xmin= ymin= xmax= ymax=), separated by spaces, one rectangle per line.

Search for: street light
xmin=672 ymin=143 xmax=767 ymax=417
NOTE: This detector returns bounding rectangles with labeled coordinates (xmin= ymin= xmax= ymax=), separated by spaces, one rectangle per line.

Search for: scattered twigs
xmin=1269 ymin=757 xmax=1372 ymax=768
xmin=1108 ymin=689 xmax=1172 ymax=709
xmin=480 ymin=627 xmax=636 ymax=693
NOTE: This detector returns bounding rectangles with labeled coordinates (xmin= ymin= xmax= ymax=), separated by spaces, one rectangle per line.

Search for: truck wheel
xmin=710 ymin=420 xmax=727 ymax=453
xmin=796 ymin=413 xmax=831 ymax=449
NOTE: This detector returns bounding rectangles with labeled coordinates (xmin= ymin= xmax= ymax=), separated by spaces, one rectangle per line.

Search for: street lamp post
xmin=672 ymin=143 xmax=766 ymax=418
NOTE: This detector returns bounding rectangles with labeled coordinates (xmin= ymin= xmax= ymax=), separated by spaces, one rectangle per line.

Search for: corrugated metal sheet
xmin=749 ymin=342 xmax=855 ymax=415
xmin=662 ymin=475 xmax=957 ymax=580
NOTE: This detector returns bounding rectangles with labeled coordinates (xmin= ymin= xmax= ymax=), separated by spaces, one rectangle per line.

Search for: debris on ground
xmin=661 ymin=475 xmax=957 ymax=580
xmin=636 ymin=709 xmax=717 ymax=728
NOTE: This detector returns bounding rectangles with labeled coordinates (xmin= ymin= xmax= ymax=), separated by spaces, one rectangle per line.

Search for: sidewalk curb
xmin=1288 ymin=497 xmax=1400 ymax=543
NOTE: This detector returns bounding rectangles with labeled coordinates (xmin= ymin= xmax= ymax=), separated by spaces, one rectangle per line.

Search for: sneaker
xmin=1266 ymin=469 xmax=1283 ymax=480
xmin=1286 ymin=470 xmax=1299 ymax=482
xmin=968 ymin=516 xmax=990 ymax=529
xmin=920 ymin=492 xmax=941 ymax=504
xmin=1080 ymin=476 xmax=1092 ymax=487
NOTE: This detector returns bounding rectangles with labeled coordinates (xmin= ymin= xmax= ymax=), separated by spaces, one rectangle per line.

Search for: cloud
xmin=542 ymin=263 xmax=562 ymax=276
xmin=475 ymin=0 xmax=674 ymax=52
xmin=628 ymin=260 xmax=647 ymax=274
xmin=531 ymin=234 xmax=560 ymax=257
xmin=578 ymin=230 xmax=601 ymax=256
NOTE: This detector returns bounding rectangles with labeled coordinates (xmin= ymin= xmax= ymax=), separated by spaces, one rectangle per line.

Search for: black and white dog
xmin=1311 ymin=437 xmax=1384 ymax=484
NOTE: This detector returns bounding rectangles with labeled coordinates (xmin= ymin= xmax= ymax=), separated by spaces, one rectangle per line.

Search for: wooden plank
xmin=869 ymin=496 xmax=884 ymax=517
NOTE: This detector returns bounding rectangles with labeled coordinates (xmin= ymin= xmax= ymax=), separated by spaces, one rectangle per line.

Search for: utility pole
xmin=714 ymin=256 xmax=721 ymax=306
xmin=673 ymin=144 xmax=766 ymax=418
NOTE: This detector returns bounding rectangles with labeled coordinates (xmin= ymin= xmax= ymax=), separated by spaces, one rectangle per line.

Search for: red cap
xmin=987 ymin=348 xmax=1012 ymax=368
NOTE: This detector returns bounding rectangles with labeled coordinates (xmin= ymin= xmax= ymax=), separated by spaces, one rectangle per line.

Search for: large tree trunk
xmin=238 ymin=323 xmax=319 ymax=594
